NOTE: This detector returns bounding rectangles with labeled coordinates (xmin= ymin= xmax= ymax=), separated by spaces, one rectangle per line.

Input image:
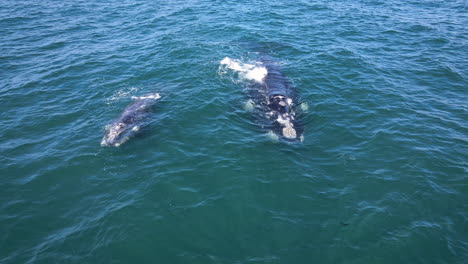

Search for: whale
xmin=245 ymin=57 xmax=304 ymax=141
xmin=101 ymin=93 xmax=161 ymax=147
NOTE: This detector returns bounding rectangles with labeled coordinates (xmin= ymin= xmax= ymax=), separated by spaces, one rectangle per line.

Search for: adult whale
xmin=101 ymin=93 xmax=161 ymax=147
xmin=244 ymin=57 xmax=305 ymax=141
xmin=259 ymin=57 xmax=303 ymax=140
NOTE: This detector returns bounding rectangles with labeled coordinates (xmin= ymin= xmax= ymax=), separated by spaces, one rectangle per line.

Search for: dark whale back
xmin=259 ymin=56 xmax=304 ymax=141
xmin=116 ymin=99 xmax=153 ymax=123
xmin=261 ymin=57 xmax=290 ymax=97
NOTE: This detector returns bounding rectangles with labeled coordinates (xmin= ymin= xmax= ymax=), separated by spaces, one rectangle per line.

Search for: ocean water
xmin=1 ymin=0 xmax=467 ymax=263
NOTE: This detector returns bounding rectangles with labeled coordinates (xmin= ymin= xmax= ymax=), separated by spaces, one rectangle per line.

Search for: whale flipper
xmin=244 ymin=99 xmax=255 ymax=112
xmin=300 ymin=102 xmax=309 ymax=112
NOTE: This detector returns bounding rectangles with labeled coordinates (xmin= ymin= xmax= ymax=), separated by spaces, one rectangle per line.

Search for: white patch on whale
xmin=276 ymin=114 xmax=297 ymax=139
xmin=282 ymin=124 xmax=297 ymax=139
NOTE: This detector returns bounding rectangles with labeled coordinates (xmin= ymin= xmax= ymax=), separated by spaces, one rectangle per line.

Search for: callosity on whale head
xmin=268 ymin=94 xmax=303 ymax=141
xmin=101 ymin=122 xmax=132 ymax=147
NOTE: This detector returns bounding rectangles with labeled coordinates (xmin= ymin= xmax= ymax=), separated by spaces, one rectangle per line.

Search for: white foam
xmin=245 ymin=66 xmax=268 ymax=83
xmin=106 ymin=87 xmax=139 ymax=105
xmin=219 ymin=57 xmax=267 ymax=83
xmin=131 ymin=93 xmax=161 ymax=100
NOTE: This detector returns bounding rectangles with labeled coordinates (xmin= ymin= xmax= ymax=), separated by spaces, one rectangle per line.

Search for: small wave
xmin=218 ymin=57 xmax=267 ymax=83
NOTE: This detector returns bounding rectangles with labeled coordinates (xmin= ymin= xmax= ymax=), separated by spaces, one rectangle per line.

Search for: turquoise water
xmin=1 ymin=0 xmax=467 ymax=263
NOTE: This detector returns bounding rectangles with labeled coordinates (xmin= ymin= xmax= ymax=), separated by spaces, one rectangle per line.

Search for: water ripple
xmin=1 ymin=0 xmax=467 ymax=263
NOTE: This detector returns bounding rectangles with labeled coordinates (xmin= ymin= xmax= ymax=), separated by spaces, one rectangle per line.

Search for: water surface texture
xmin=1 ymin=0 xmax=467 ymax=263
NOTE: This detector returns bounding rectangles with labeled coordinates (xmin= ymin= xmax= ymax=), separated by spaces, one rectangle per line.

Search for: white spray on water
xmin=219 ymin=57 xmax=268 ymax=83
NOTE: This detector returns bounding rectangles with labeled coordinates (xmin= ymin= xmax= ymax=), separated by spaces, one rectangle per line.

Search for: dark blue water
xmin=1 ymin=0 xmax=467 ymax=263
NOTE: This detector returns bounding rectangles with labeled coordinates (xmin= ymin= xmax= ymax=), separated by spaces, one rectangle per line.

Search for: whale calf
xmin=101 ymin=93 xmax=161 ymax=147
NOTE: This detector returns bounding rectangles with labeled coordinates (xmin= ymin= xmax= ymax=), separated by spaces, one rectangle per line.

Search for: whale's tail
xmin=131 ymin=93 xmax=161 ymax=100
